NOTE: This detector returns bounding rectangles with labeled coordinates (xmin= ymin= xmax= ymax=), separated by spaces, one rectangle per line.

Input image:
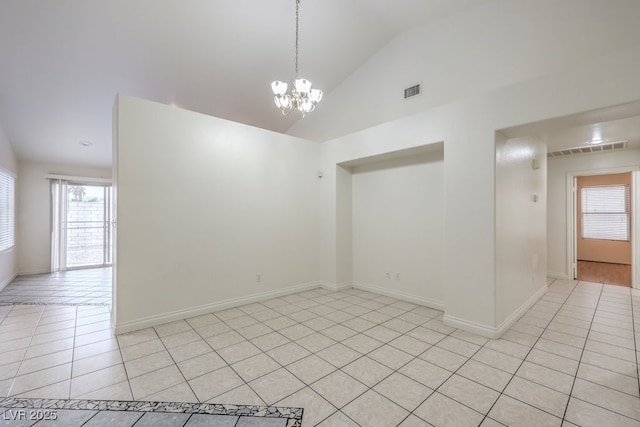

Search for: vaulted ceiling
xmin=0 ymin=0 xmax=490 ymax=168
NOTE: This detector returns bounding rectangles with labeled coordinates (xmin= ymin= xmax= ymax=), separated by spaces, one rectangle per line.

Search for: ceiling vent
xmin=547 ymin=140 xmax=627 ymax=158
xmin=404 ymin=84 xmax=421 ymax=99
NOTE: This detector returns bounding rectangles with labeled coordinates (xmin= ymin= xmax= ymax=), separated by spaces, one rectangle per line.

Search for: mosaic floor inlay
xmin=0 ymin=397 xmax=303 ymax=426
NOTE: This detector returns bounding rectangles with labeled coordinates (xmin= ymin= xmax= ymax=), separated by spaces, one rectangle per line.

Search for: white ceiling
xmin=544 ymin=115 xmax=640 ymax=153
xmin=2 ymin=0 xmax=638 ymax=169
xmin=0 ymin=0 xmax=489 ymax=168
xmin=501 ymin=101 xmax=640 ymax=153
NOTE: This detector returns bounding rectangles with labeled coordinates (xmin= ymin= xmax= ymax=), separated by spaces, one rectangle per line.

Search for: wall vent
xmin=547 ymin=141 xmax=627 ymax=158
xmin=404 ymin=84 xmax=421 ymax=99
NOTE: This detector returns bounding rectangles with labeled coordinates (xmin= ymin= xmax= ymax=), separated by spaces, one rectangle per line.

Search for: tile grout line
xmin=260 ymin=297 xmax=384 ymax=425
xmin=228 ymin=296 xmax=349 ymax=415
xmin=67 ymin=305 xmax=79 ymax=400
xmin=391 ymin=330 xmax=473 ymax=427
xmin=300 ymin=294 xmax=439 ymax=427
xmin=6 ymin=277 xmax=639 ymax=426
xmin=149 ymin=325 xmax=225 ymax=412
xmin=308 ymin=296 xmax=470 ymax=426
xmin=4 ymin=304 xmax=48 ymax=399
xmin=244 ymin=291 xmax=413 ymax=412
xmin=52 ymin=290 xmax=462 ymax=418
xmin=566 ymin=288 xmax=640 ymax=420
xmin=189 ymin=316 xmax=270 ymax=406
xmin=248 ymin=292 xmax=445 ymax=425
xmin=559 ymin=281 xmax=604 ymax=423
xmin=116 ymin=327 xmax=137 ymax=402
xmin=477 ymin=278 xmax=578 ymax=426
xmin=630 ymin=288 xmax=640 ymax=396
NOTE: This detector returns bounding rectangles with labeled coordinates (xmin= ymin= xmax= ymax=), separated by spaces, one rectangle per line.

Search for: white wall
xmin=547 ymin=149 xmax=640 ymax=279
xmin=288 ymin=0 xmax=640 ymax=142
xmin=351 ymin=150 xmax=444 ymax=306
xmin=335 ymin=165 xmax=352 ymax=287
xmin=495 ymin=136 xmax=547 ymax=328
xmin=317 ymin=38 xmax=640 ymax=337
xmin=114 ymin=95 xmax=322 ymax=332
xmin=17 ymin=161 xmax=111 ymax=275
xmin=0 ymin=123 xmax=17 ymax=289
xmin=111 ymin=0 xmax=640 ymax=337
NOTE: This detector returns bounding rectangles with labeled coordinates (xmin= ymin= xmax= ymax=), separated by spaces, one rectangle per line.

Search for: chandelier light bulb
xmin=308 ymin=88 xmax=323 ymax=103
xmin=294 ymin=78 xmax=312 ymax=95
xmin=274 ymin=94 xmax=292 ymax=115
xmin=271 ymin=81 xmax=288 ymax=96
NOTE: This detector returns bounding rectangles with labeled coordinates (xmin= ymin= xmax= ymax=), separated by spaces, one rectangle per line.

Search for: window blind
xmin=0 ymin=170 xmax=15 ymax=251
xmin=581 ymin=184 xmax=629 ymax=241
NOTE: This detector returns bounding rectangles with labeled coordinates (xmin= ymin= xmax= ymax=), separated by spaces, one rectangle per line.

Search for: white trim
xmin=319 ymin=281 xmax=352 ymax=292
xmin=17 ymin=268 xmax=51 ymax=276
xmin=568 ymin=174 xmax=576 ymax=280
xmin=495 ymin=284 xmax=548 ymax=337
xmin=114 ymin=280 xmax=448 ymax=334
xmin=0 ymin=273 xmax=17 ymax=292
xmin=114 ymin=281 xmax=323 ymax=334
xmin=633 ymin=171 xmax=638 ymax=289
xmin=547 ymin=271 xmax=571 ymax=280
xmin=110 ymin=308 xmax=117 ymax=333
xmin=442 ymin=314 xmax=499 ymax=339
xmin=445 ymin=284 xmax=547 ymax=339
xmin=45 ymin=174 xmax=112 ymax=184
xmin=351 ymin=281 xmax=444 ymax=311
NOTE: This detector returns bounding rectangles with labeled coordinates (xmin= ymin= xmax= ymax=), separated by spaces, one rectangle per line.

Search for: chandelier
xmin=271 ymin=0 xmax=322 ymax=116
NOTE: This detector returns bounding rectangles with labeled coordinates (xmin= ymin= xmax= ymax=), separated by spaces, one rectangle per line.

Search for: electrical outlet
xmin=256 ymin=274 xmax=261 ymax=283
xmin=385 ymin=272 xmax=391 ymax=279
xmin=396 ymin=272 xmax=400 ymax=281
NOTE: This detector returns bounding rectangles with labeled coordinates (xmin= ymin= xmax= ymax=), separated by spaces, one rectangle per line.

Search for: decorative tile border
xmin=0 ymin=397 xmax=303 ymax=427
xmin=0 ymin=301 xmax=109 ymax=307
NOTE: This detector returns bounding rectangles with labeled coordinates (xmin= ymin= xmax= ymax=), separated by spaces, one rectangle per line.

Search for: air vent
xmin=547 ymin=141 xmax=627 ymax=158
xmin=404 ymin=84 xmax=421 ymax=99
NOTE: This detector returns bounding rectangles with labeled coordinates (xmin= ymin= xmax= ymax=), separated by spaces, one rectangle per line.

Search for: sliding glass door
xmin=51 ymin=180 xmax=113 ymax=271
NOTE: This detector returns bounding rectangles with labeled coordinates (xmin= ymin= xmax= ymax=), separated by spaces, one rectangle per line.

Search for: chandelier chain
xmin=295 ymin=0 xmax=299 ymax=77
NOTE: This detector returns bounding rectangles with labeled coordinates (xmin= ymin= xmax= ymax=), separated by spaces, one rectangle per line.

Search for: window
xmin=582 ymin=184 xmax=629 ymax=241
xmin=0 ymin=169 xmax=15 ymax=251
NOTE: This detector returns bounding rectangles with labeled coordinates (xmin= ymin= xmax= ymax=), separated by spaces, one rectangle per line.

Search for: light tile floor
xmin=0 ymin=269 xmax=111 ymax=306
xmin=1 ymin=273 xmax=640 ymax=426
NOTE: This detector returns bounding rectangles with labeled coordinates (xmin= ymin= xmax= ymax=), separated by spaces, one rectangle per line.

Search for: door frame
xmin=48 ymin=175 xmax=113 ymax=272
xmin=566 ymin=166 xmax=639 ymax=288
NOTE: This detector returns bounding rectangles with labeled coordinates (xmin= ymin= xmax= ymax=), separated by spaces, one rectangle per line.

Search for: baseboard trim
xmin=0 ymin=273 xmax=17 ymax=292
xmin=319 ymin=281 xmax=352 ymax=292
xmin=547 ymin=271 xmax=571 ymax=280
xmin=443 ymin=314 xmax=498 ymax=339
xmin=114 ymin=281 xmax=323 ymax=334
xmin=495 ymin=284 xmax=548 ymax=338
xmin=443 ymin=284 xmax=548 ymax=339
xmin=351 ymin=281 xmax=444 ymax=311
xmin=17 ymin=269 xmax=51 ymax=277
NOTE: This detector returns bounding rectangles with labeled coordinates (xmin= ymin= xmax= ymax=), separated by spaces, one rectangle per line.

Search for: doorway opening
xmin=51 ymin=179 xmax=113 ymax=271
xmin=574 ymin=172 xmax=633 ymax=286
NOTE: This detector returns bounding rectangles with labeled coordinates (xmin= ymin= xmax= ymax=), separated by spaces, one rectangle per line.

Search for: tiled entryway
xmin=1 ymin=274 xmax=639 ymax=426
xmin=0 ymin=269 xmax=111 ymax=306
